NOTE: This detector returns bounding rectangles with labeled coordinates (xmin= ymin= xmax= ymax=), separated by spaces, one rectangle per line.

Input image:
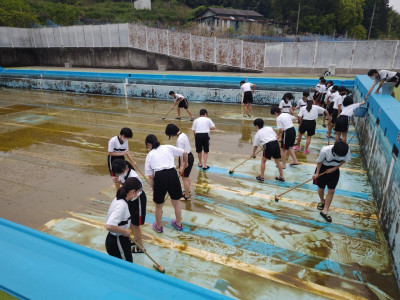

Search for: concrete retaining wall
xmin=354 ymin=75 xmax=400 ymax=288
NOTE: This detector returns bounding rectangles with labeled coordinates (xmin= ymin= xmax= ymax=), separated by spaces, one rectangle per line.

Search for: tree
xmin=336 ymin=0 xmax=365 ymax=36
xmin=0 ymin=0 xmax=37 ymax=27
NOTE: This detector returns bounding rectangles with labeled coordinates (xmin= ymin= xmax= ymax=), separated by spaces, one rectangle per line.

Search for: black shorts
xmin=335 ymin=115 xmax=350 ymax=132
xmin=107 ymin=155 xmax=125 ymax=176
xmin=153 ymin=168 xmax=182 ymax=204
xmin=128 ymin=191 xmax=147 ymax=226
xmin=243 ymin=91 xmax=253 ymax=104
xmin=327 ymin=102 xmax=334 ymax=115
xmin=331 ymin=109 xmax=339 ymax=123
xmin=281 ymin=127 xmax=296 ymax=149
xmin=105 ymin=233 xmax=132 ymax=262
xmin=177 ymin=98 xmax=188 ymax=109
xmin=179 ymin=152 xmax=194 ymax=177
xmin=263 ymin=140 xmax=281 ymax=160
xmin=195 ymin=133 xmax=210 ymax=153
xmin=313 ymin=164 xmax=340 ymax=190
xmin=387 ymin=73 xmax=400 ymax=82
xmin=299 ymin=120 xmax=316 ymax=136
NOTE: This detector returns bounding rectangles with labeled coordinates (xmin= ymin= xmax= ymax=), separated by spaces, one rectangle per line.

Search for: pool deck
xmin=0 ymin=85 xmax=399 ymax=299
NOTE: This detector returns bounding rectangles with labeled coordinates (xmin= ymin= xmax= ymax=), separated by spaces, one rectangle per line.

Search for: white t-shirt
xmin=253 ymin=127 xmax=277 ymax=147
xmin=105 ymin=198 xmax=131 ymax=236
xmin=341 ymin=103 xmax=361 ymax=117
xmin=279 ymin=100 xmax=293 ymax=113
xmin=331 ymin=92 xmax=343 ymax=109
xmin=240 ymin=82 xmax=254 ymax=92
xmin=277 ymin=113 xmax=296 ymax=131
xmin=299 ymin=105 xmax=326 ymax=120
xmin=173 ymin=93 xmax=185 ymax=102
xmin=192 ymin=117 xmax=215 ymax=134
xmin=377 ymin=70 xmax=397 ymax=82
xmin=118 ymin=168 xmax=140 ymax=184
xmin=317 ymin=145 xmax=351 ymax=167
xmin=176 ymin=132 xmax=191 ymax=153
xmin=318 ymin=85 xmax=327 ymax=93
xmin=145 ymin=145 xmax=184 ymax=176
xmin=296 ymin=98 xmax=307 ymax=109
xmin=108 ymin=136 xmax=129 ymax=153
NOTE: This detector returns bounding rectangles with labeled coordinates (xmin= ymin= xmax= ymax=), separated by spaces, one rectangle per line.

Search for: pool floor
xmin=0 ymin=87 xmax=398 ymax=299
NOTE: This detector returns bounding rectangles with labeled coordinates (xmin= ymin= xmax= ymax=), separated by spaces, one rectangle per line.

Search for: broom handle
xmin=130 ymin=160 xmax=152 ymax=188
xmin=129 ymin=235 xmax=163 ymax=268
xmin=277 ymin=170 xmax=328 ymax=197
xmin=231 ymin=148 xmax=263 ymax=171
xmin=163 ymin=107 xmax=174 ymax=118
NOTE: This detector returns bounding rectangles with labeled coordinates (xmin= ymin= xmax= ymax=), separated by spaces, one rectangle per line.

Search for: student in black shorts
xmin=144 ymin=134 xmax=188 ymax=233
xmin=334 ymin=96 xmax=365 ymax=142
xmin=326 ymin=85 xmax=339 ymax=139
xmin=105 ymin=177 xmax=143 ymax=262
xmin=165 ymin=124 xmax=194 ymax=201
xmin=169 ymin=91 xmax=194 ymax=120
xmin=312 ymin=141 xmax=351 ymax=222
xmin=192 ymin=109 xmax=216 ymax=170
xmin=240 ymin=80 xmax=256 ymax=117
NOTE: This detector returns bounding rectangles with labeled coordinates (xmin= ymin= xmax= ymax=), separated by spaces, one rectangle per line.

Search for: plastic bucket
xmin=354 ymin=106 xmax=368 ymax=117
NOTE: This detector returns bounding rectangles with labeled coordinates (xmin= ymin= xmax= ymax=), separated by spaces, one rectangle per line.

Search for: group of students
xmin=105 ymin=108 xmax=215 ymax=262
xmin=104 ymin=78 xmax=366 ymax=262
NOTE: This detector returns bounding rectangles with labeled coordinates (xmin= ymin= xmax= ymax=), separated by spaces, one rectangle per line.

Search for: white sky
xmin=389 ymin=0 xmax=400 ymax=14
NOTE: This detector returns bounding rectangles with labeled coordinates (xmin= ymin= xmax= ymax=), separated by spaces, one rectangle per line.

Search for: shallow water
xmin=0 ymin=87 xmax=398 ymax=299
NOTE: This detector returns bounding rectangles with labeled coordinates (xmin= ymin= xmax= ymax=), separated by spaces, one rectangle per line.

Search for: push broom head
xmin=153 ymin=264 xmax=166 ymax=273
xmin=228 ymin=169 xmax=234 ymax=174
xmin=274 ymin=193 xmax=280 ymax=202
xmin=162 ymin=117 xmax=165 ymax=120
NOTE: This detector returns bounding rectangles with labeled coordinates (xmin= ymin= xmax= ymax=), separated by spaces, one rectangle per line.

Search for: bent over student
xmin=335 ymin=96 xmax=365 ymax=143
xmin=312 ymin=141 xmax=351 ymax=223
xmin=105 ymin=177 xmax=143 ymax=262
xmin=145 ymin=134 xmax=188 ymax=233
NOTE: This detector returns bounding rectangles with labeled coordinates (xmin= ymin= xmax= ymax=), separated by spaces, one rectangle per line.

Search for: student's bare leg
xmin=296 ymin=132 xmax=302 ymax=147
xmin=197 ymin=152 xmax=202 ymax=166
xmin=186 ymin=108 xmax=193 ymax=118
xmin=281 ymin=149 xmax=287 ymax=168
xmin=130 ymin=225 xmax=143 ymax=247
xmin=260 ymin=156 xmax=267 ymax=178
xmin=171 ymin=199 xmax=182 ymax=226
xmin=274 ymin=158 xmax=284 ymax=178
xmin=288 ymin=147 xmax=299 ymax=164
xmin=305 ymin=136 xmax=312 ymax=151
xmin=203 ymin=152 xmax=209 ymax=168
xmin=248 ymin=104 xmax=252 ymax=116
xmin=243 ymin=104 xmax=248 ymax=115
xmin=342 ymin=132 xmax=348 ymax=143
xmin=182 ymin=177 xmax=190 ymax=197
xmin=155 ymin=203 xmax=164 ymax=228
xmin=321 ymin=189 xmax=335 ymax=215
xmin=335 ymin=132 xmax=341 ymax=142
xmin=318 ymin=188 xmax=325 ymax=204
xmin=177 ymin=107 xmax=181 ymax=118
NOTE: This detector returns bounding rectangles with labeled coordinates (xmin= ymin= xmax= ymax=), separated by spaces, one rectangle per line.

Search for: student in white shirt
xmin=165 ymin=124 xmax=194 ymax=201
xmin=365 ymin=69 xmax=400 ymax=99
xmin=107 ymin=128 xmax=136 ymax=189
xmin=326 ymin=85 xmax=340 ymax=139
xmin=251 ymin=118 xmax=285 ymax=182
xmin=168 ymin=91 xmax=194 ymax=120
xmin=335 ymin=96 xmax=365 ymax=142
xmin=279 ymin=92 xmax=294 ymax=115
xmin=312 ymin=141 xmax=351 ymax=222
xmin=295 ymin=91 xmax=309 ymax=111
xmin=111 ymin=160 xmax=147 ymax=252
xmin=310 ymin=76 xmax=325 ymax=101
xmin=240 ymin=80 xmax=256 ymax=117
xmin=145 ymin=134 xmax=188 ymax=233
xmin=315 ymin=78 xmax=327 ymax=105
xmin=192 ymin=109 xmax=216 ymax=170
xmin=294 ymin=100 xmax=328 ymax=154
xmin=321 ymin=81 xmax=334 ymax=127
xmin=270 ymin=106 xmax=299 ymax=171
xmin=105 ymin=177 xmax=143 ymax=262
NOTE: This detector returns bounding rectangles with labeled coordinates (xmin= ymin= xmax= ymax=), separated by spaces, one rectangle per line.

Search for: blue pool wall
xmin=354 ymin=75 xmax=400 ymax=287
xmin=0 ymin=68 xmax=354 ymax=105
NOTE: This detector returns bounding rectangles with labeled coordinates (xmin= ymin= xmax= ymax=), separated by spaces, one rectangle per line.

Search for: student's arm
xmin=365 ymin=82 xmax=377 ymax=100
xmin=209 ymin=119 xmax=216 ymax=130
xmin=375 ymin=78 xmax=385 ymax=94
xmin=252 ymin=84 xmax=256 ymax=93
xmin=125 ymin=152 xmax=136 ymax=166
xmin=182 ymin=151 xmax=189 ymax=168
xmin=251 ymin=146 xmax=258 ymax=157
xmin=312 ymin=162 xmax=323 ymax=179
xmin=148 ymin=175 xmax=154 ymax=189
xmin=105 ymin=225 xmax=130 ymax=237
xmin=338 ymin=104 xmax=342 ymax=116
xmin=278 ymin=128 xmax=283 ymax=141
xmin=179 ymin=155 xmax=184 ymax=175
xmin=326 ymin=161 xmax=346 ymax=173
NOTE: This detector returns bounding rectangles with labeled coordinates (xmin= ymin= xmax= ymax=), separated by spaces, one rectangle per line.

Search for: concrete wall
xmin=354 ymin=75 xmax=400 ymax=289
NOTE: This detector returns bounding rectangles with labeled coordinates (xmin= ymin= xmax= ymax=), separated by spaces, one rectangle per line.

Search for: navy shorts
xmin=195 ymin=133 xmax=210 ymax=153
xmin=263 ymin=140 xmax=281 ymax=160
xmin=335 ymin=115 xmax=350 ymax=132
xmin=243 ymin=91 xmax=253 ymax=104
xmin=153 ymin=168 xmax=182 ymax=203
xmin=313 ymin=164 xmax=340 ymax=190
xmin=178 ymin=98 xmax=188 ymax=109
xmin=281 ymin=127 xmax=296 ymax=149
xmin=299 ymin=120 xmax=316 ymax=136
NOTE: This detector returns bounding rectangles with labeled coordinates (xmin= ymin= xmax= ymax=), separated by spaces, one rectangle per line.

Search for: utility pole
xmin=367 ymin=1 xmax=376 ymax=40
xmin=296 ymin=2 xmax=300 ymax=36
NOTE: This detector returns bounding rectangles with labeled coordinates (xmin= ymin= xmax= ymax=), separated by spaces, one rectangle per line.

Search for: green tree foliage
xmin=388 ymin=8 xmax=400 ymax=39
xmin=362 ymin=0 xmax=389 ymax=39
xmin=28 ymin=1 xmax=82 ymax=25
xmin=0 ymin=0 xmax=38 ymax=27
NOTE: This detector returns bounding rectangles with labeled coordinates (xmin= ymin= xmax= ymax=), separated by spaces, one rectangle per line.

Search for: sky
xmin=389 ymin=0 xmax=400 ymax=14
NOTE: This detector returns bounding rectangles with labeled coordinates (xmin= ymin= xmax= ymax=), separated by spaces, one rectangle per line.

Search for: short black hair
xmin=165 ymin=123 xmax=179 ymax=139
xmin=200 ymin=109 xmax=207 ymax=116
xmin=342 ymin=96 xmax=354 ymax=107
xmin=270 ymin=106 xmax=281 ymax=115
xmin=331 ymin=85 xmax=339 ymax=92
xmin=240 ymin=80 xmax=246 ymax=85
xmin=112 ymin=159 xmax=127 ymax=176
xmin=327 ymin=80 xmax=334 ymax=86
xmin=367 ymin=69 xmax=378 ymax=76
xmin=303 ymin=91 xmax=310 ymax=97
xmin=145 ymin=134 xmax=160 ymax=149
xmin=253 ymin=118 xmax=264 ymax=128
xmin=120 ymin=127 xmax=133 ymax=138
xmin=319 ymin=76 xmax=325 ymax=81
xmin=321 ymin=79 xmax=326 ymax=84
xmin=333 ymin=141 xmax=349 ymax=157
xmin=282 ymin=92 xmax=294 ymax=100
xmin=338 ymin=86 xmax=348 ymax=94
xmin=169 ymin=91 xmax=175 ymax=95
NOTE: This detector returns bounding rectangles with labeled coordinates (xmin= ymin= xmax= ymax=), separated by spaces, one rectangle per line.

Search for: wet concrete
xmin=0 ymin=86 xmax=399 ymax=299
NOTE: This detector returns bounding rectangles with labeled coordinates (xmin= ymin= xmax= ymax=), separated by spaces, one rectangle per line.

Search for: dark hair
xmin=145 ymin=134 xmax=160 ymax=149
xmin=165 ymin=123 xmax=179 ymax=139
xmin=200 ymin=109 xmax=207 ymax=116
xmin=320 ymin=79 xmax=326 ymax=84
xmin=367 ymin=69 xmax=377 ymax=76
xmin=253 ymin=118 xmax=264 ymax=128
xmin=306 ymin=100 xmax=313 ymax=112
xmin=332 ymin=141 xmax=349 ymax=157
xmin=342 ymin=96 xmax=354 ymax=107
xmin=303 ymin=91 xmax=310 ymax=97
xmin=319 ymin=76 xmax=324 ymax=81
xmin=282 ymin=93 xmax=294 ymax=101
xmin=120 ymin=127 xmax=133 ymax=138
xmin=169 ymin=91 xmax=175 ymax=95
xmin=327 ymin=80 xmax=334 ymax=86
xmin=112 ymin=160 xmax=134 ymax=175
xmin=331 ymin=85 xmax=339 ymax=92
xmin=338 ymin=86 xmax=348 ymax=95
xmin=240 ymin=80 xmax=246 ymax=85
xmin=116 ymin=177 xmax=142 ymax=200
xmin=270 ymin=106 xmax=281 ymax=115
